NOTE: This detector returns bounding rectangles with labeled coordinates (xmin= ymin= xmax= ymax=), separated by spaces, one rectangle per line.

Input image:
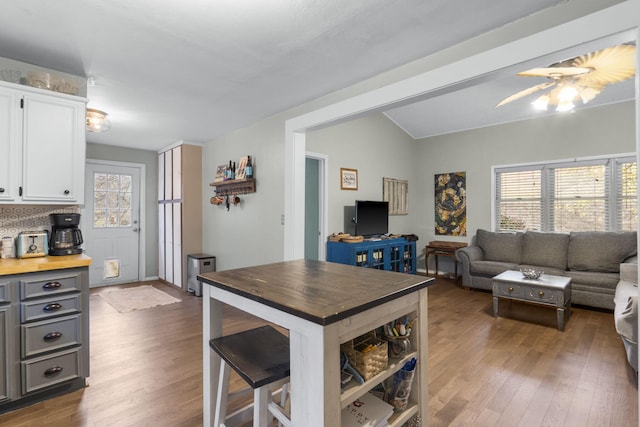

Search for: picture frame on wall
xmin=340 ymin=168 xmax=358 ymax=190
xmin=213 ymin=164 xmax=226 ymax=183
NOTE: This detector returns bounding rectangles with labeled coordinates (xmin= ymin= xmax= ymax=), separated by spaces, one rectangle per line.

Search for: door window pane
xmin=93 ymin=173 xmax=133 ymax=228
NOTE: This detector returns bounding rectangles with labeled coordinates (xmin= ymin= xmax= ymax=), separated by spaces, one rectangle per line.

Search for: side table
xmin=425 ymin=241 xmax=467 ymax=281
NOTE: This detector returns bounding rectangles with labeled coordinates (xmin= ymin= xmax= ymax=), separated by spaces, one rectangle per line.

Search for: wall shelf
xmin=209 ymin=178 xmax=256 ymax=196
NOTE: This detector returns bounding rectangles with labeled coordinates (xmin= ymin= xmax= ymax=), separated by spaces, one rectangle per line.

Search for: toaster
xmin=16 ymin=231 xmax=48 ymax=258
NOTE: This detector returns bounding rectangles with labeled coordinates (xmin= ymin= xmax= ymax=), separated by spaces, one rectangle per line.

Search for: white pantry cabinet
xmin=0 ymin=82 xmax=87 ymax=204
xmin=158 ymin=144 xmax=202 ymax=289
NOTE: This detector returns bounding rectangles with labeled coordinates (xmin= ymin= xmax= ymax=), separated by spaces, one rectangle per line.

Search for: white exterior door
xmin=84 ymin=161 xmax=141 ymax=287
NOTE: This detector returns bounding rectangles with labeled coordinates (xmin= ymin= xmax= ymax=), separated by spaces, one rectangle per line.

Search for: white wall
xmin=414 ymin=101 xmax=636 ymax=245
xmin=306 ymin=113 xmax=417 ymax=236
xmin=413 ymin=101 xmax=636 ymax=272
xmin=200 ymin=0 xmax=632 ymax=272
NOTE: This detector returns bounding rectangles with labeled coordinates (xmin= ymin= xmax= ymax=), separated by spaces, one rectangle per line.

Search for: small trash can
xmin=187 ymin=254 xmax=216 ymax=297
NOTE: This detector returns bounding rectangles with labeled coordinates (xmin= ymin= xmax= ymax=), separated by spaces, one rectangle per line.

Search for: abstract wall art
xmin=434 ymin=171 xmax=467 ymax=236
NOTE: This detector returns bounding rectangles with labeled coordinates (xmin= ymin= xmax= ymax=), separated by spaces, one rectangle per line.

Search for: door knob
xmin=133 ymin=228 xmax=138 ymax=232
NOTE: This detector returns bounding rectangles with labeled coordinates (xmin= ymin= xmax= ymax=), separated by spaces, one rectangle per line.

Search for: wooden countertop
xmin=0 ymin=254 xmax=92 ymax=276
xmin=198 ymin=259 xmax=434 ymax=325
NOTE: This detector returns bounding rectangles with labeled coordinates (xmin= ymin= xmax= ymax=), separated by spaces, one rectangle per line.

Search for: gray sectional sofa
xmin=456 ymin=229 xmax=637 ymax=310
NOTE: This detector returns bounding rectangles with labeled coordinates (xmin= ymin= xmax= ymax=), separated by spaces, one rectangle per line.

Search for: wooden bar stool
xmin=209 ymin=325 xmax=291 ymax=427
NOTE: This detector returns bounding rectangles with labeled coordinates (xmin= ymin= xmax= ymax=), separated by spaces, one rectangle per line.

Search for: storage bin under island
xmin=198 ymin=259 xmax=434 ymax=427
xmin=0 ymin=254 xmax=91 ymax=413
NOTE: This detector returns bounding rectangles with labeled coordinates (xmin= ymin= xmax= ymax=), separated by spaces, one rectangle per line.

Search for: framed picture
xmin=383 ymin=177 xmax=408 ymax=215
xmin=434 ymin=171 xmax=467 ymax=236
xmin=340 ymin=168 xmax=358 ymax=190
xmin=213 ymin=164 xmax=226 ymax=183
xmin=236 ymin=156 xmax=248 ymax=180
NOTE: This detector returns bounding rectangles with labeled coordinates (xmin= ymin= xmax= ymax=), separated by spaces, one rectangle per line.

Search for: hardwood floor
xmin=0 ymin=278 xmax=636 ymax=426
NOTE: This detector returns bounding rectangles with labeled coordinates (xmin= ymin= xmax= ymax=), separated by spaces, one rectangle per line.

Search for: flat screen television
xmin=354 ymin=200 xmax=389 ymax=237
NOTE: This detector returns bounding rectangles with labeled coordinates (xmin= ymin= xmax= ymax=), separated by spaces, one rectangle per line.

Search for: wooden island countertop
xmin=0 ymin=254 xmax=92 ymax=276
xmin=198 ymin=259 xmax=433 ymax=325
xmin=200 ymin=259 xmax=435 ymax=426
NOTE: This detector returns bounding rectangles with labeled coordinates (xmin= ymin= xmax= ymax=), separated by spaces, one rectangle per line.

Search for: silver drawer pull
xmin=43 ymin=303 xmax=63 ymax=312
xmin=44 ymin=331 xmax=63 ymax=342
xmin=44 ymin=366 xmax=63 ymax=377
xmin=43 ymin=281 xmax=62 ymax=290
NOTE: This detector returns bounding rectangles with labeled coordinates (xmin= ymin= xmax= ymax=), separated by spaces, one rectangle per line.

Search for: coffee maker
xmin=49 ymin=213 xmax=84 ymax=256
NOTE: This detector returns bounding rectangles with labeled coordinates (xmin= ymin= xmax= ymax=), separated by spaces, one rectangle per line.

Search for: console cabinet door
xmin=21 ymin=93 xmax=85 ymax=203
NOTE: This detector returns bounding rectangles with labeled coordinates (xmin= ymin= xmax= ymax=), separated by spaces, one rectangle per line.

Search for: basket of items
xmin=341 ymin=331 xmax=388 ymax=381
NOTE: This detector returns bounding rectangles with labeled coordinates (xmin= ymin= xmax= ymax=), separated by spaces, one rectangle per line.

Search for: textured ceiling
xmin=2 ymin=0 xmax=627 ymax=151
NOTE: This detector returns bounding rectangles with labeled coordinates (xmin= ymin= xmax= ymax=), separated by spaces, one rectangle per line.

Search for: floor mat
xmin=96 ymin=285 xmax=181 ymax=313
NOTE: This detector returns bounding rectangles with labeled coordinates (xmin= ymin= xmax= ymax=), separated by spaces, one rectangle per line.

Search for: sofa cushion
xmin=564 ymin=270 xmax=620 ymax=291
xmin=469 ymin=260 xmax=517 ymax=276
xmin=568 ymin=231 xmax=637 ymax=272
xmin=475 ymin=229 xmax=523 ymax=264
xmin=521 ymin=231 xmax=569 ymax=270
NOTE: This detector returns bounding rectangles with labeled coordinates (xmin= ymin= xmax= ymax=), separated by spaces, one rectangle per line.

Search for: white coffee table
xmin=492 ymin=270 xmax=572 ymax=331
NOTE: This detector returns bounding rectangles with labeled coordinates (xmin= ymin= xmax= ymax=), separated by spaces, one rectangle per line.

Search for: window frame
xmin=492 ymin=153 xmax=637 ymax=233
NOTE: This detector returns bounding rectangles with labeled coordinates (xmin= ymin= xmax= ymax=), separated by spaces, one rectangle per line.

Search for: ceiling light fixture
xmin=499 ymin=44 xmax=636 ymax=113
xmin=86 ymin=108 xmax=111 ymax=132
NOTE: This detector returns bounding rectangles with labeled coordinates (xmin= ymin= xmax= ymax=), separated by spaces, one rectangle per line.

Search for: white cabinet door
xmin=22 ymin=93 xmax=85 ymax=203
xmin=0 ymin=87 xmax=21 ymax=201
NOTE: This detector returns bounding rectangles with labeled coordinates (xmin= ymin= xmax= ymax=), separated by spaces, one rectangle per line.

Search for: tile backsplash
xmin=0 ymin=205 xmax=79 ymax=238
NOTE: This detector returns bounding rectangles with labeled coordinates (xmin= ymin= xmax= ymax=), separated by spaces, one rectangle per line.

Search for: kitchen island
xmin=199 ymin=259 xmax=433 ymax=427
xmin=0 ymin=254 xmax=91 ymax=413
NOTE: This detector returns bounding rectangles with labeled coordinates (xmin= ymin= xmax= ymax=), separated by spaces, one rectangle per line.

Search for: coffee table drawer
xmin=493 ymin=282 xmax=523 ymax=298
xmin=523 ymin=286 xmax=564 ymax=304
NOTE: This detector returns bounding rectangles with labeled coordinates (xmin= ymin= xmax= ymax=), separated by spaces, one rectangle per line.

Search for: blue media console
xmin=326 ymin=237 xmax=416 ymax=274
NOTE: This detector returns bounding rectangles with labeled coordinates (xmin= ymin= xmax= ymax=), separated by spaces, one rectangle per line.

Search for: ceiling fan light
xmin=531 ymin=94 xmax=550 ymax=110
xmin=556 ymin=99 xmax=575 ymax=112
xmin=557 ymin=85 xmax=579 ymax=102
xmin=578 ymin=87 xmax=600 ymax=104
xmin=86 ymin=108 xmax=111 ymax=132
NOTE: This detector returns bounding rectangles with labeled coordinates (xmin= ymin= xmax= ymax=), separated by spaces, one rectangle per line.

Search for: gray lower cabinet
xmin=0 ymin=304 xmax=8 ymax=402
xmin=0 ymin=267 xmax=89 ymax=413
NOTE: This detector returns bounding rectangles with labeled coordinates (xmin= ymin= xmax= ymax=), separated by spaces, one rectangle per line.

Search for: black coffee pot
xmin=49 ymin=213 xmax=84 ymax=256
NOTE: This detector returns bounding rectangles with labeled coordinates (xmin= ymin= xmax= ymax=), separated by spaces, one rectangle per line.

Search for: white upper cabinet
xmin=0 ymin=82 xmax=87 ymax=204
xmin=0 ymin=87 xmax=20 ymax=201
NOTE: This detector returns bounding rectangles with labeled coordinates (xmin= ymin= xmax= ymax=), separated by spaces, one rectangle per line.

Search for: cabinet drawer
xmin=493 ymin=281 xmax=523 ymax=298
xmin=0 ymin=282 xmax=7 ymax=303
xmin=20 ymin=272 xmax=81 ymax=300
xmin=21 ymin=348 xmax=80 ymax=394
xmin=21 ymin=293 xmax=81 ymax=322
xmin=21 ymin=314 xmax=81 ymax=358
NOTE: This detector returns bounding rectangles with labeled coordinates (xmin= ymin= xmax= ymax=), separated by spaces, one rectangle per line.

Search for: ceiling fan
xmin=496 ymin=43 xmax=636 ymax=112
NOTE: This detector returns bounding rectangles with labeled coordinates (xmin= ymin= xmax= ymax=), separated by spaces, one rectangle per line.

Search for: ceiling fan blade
xmin=517 ymin=67 xmax=591 ymax=78
xmin=496 ymin=81 xmax=555 ymax=107
xmin=573 ymin=44 xmax=636 ymax=85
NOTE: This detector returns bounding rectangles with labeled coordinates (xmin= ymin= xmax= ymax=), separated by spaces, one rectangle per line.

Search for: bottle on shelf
xmin=231 ymin=161 xmax=236 ymax=180
xmin=225 ymin=160 xmax=232 ymax=180
xmin=246 ymin=156 xmax=253 ymax=179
